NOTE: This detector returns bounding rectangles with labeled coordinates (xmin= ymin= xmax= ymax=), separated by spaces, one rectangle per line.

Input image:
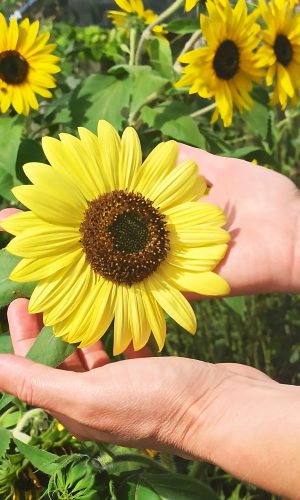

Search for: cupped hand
xmin=1 ymin=299 xmax=300 ymax=498
xmin=179 ymin=144 xmax=300 ymax=295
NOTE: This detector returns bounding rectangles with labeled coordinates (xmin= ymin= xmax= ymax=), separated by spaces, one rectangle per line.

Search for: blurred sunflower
xmin=176 ymin=0 xmax=263 ymax=127
xmin=3 ymin=121 xmax=230 ymax=355
xmin=108 ymin=0 xmax=167 ymax=40
xmin=0 ymin=14 xmax=60 ymax=116
xmin=256 ymin=0 xmax=300 ymax=108
xmin=185 ymin=0 xmax=226 ymax=13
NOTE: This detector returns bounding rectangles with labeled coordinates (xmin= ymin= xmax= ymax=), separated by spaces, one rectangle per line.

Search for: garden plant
xmin=0 ymin=0 xmax=300 ymax=498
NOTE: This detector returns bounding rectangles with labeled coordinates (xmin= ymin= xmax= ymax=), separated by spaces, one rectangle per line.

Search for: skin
xmin=0 ymin=145 xmax=300 ymax=497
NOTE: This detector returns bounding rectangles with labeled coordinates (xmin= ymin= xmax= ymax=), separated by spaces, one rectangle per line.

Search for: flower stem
xmin=190 ymin=102 xmax=216 ymax=119
xmin=129 ymin=28 xmax=137 ymax=66
xmin=174 ymin=29 xmax=202 ymax=73
xmin=135 ymin=0 xmax=185 ymax=65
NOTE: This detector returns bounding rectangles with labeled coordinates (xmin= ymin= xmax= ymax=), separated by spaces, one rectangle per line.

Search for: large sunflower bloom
xmin=108 ymin=0 xmax=167 ymax=40
xmin=256 ymin=0 xmax=300 ymax=108
xmin=176 ymin=0 xmax=263 ymax=127
xmin=2 ymin=121 xmax=230 ymax=355
xmin=0 ymin=14 xmax=60 ymax=116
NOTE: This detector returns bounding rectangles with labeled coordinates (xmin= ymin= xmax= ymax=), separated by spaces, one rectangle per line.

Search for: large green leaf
xmin=243 ymin=102 xmax=270 ymax=140
xmin=13 ymin=438 xmax=58 ymax=475
xmin=0 ymin=427 xmax=11 ymax=457
xmin=0 ymin=249 xmax=36 ymax=308
xmin=148 ymin=38 xmax=174 ymax=81
xmin=0 ymin=169 xmax=14 ymax=201
xmin=0 ymin=333 xmax=13 ymax=354
xmin=118 ymin=472 xmax=218 ymax=500
xmin=0 ymin=116 xmax=24 ymax=176
xmin=141 ymin=103 xmax=205 ymax=148
xmin=167 ymin=18 xmax=199 ymax=34
xmin=71 ymin=74 xmax=132 ymax=131
xmin=110 ymin=66 xmax=169 ymax=118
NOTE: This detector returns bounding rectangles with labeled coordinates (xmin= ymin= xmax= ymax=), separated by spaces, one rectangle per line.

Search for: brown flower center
xmin=80 ymin=190 xmax=169 ymax=285
xmin=213 ymin=40 xmax=240 ymax=80
xmin=0 ymin=50 xmax=29 ymax=84
xmin=274 ymin=34 xmax=293 ymax=67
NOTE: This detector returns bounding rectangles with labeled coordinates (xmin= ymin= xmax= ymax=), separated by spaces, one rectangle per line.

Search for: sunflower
xmin=185 ymin=0 xmax=226 ymax=13
xmin=108 ymin=0 xmax=167 ymax=40
xmin=0 ymin=14 xmax=60 ymax=116
xmin=176 ymin=0 xmax=263 ymax=127
xmin=2 ymin=121 xmax=230 ymax=355
xmin=256 ymin=0 xmax=300 ymax=108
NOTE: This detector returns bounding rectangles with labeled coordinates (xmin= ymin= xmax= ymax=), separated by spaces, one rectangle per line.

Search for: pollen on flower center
xmin=274 ymin=34 xmax=293 ymax=67
xmin=80 ymin=190 xmax=169 ymax=285
xmin=0 ymin=50 xmax=29 ymax=84
xmin=213 ymin=40 xmax=240 ymax=80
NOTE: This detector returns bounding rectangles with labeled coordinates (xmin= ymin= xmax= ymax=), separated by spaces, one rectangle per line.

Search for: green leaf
xmin=142 ymin=472 xmax=218 ymax=500
xmin=0 ymin=249 xmax=36 ymax=308
xmin=0 ymin=169 xmax=14 ymax=201
xmin=223 ymin=297 xmax=246 ymax=318
xmin=26 ymin=326 xmax=77 ymax=366
xmin=110 ymin=66 xmax=169 ymax=118
xmin=0 ymin=427 xmax=11 ymax=457
xmin=118 ymin=472 xmax=218 ymax=500
xmin=71 ymin=74 xmax=132 ymax=131
xmin=243 ymin=102 xmax=270 ymax=140
xmin=0 ymin=333 xmax=13 ymax=354
xmin=141 ymin=103 xmax=205 ymax=148
xmin=13 ymin=438 xmax=58 ymax=475
xmin=148 ymin=38 xmax=174 ymax=81
xmin=0 ymin=116 xmax=24 ymax=176
xmin=16 ymin=139 xmax=46 ymax=184
xmin=167 ymin=18 xmax=199 ymax=34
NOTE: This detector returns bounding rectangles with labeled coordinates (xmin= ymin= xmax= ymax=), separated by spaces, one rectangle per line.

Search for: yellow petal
xmin=0 ymin=211 xmax=37 ymax=236
xmin=165 ymin=202 xmax=226 ymax=227
xmin=6 ymin=224 xmax=80 ymax=258
xmin=133 ymin=141 xmax=178 ymax=194
xmin=149 ymin=161 xmax=207 ymax=211
xmin=10 ymin=248 xmax=82 ymax=282
xmin=97 ymin=120 xmax=121 ymax=191
xmin=128 ymin=284 xmax=151 ymax=351
xmin=118 ymin=127 xmax=142 ymax=190
xmin=167 ymin=266 xmax=230 ymax=296
xmin=114 ymin=285 xmax=133 ymax=355
xmin=149 ymin=273 xmax=196 ymax=334
xmin=141 ymin=282 xmax=166 ymax=351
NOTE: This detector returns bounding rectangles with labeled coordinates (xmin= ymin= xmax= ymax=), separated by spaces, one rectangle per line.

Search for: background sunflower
xmin=176 ymin=0 xmax=263 ymax=127
xmin=0 ymin=13 xmax=60 ymax=115
xmin=256 ymin=0 xmax=300 ymax=108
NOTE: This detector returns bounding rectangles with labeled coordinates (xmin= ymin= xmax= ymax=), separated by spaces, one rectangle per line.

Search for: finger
xmin=124 ymin=343 xmax=152 ymax=359
xmin=8 ymin=299 xmax=85 ymax=372
xmin=78 ymin=341 xmax=110 ymax=370
xmin=0 ymin=208 xmax=20 ymax=230
xmin=0 ymin=355 xmax=82 ymax=412
xmin=7 ymin=299 xmax=43 ymax=356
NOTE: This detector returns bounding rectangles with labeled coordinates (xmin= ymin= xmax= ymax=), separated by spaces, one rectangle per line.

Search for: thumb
xmin=0 ymin=354 xmax=81 ymax=412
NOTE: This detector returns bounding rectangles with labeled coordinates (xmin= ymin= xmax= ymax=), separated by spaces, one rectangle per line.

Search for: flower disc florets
xmin=80 ymin=190 xmax=169 ymax=285
xmin=0 ymin=50 xmax=29 ymax=84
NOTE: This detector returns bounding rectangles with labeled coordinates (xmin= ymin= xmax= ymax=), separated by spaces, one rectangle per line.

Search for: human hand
xmin=1 ymin=299 xmax=300 ymax=498
xmin=179 ymin=144 xmax=300 ymax=295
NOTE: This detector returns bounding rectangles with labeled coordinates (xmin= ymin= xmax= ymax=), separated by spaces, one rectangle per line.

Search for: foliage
xmin=0 ymin=0 xmax=299 ymax=498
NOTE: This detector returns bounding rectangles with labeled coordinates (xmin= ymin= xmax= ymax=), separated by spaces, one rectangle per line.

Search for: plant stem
xmin=190 ymin=102 xmax=216 ymax=119
xmin=173 ymin=29 xmax=202 ymax=73
xmin=135 ymin=0 xmax=185 ymax=65
xmin=129 ymin=28 xmax=137 ymax=66
xmin=13 ymin=408 xmax=44 ymax=434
